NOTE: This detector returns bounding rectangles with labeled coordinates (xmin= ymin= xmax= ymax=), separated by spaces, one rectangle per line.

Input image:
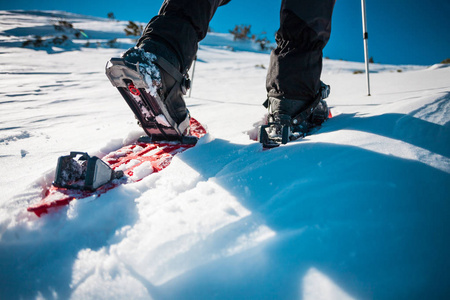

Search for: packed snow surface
xmin=1 ymin=10 xmax=449 ymax=300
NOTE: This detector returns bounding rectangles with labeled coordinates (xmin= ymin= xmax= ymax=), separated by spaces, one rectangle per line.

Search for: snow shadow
xmin=4 ymin=26 xmax=127 ymax=41
xmin=5 ymin=10 xmax=102 ymax=20
xmin=154 ymin=115 xmax=450 ymax=299
xmin=0 ymin=186 xmax=140 ymax=300
xmin=2 ymin=25 xmax=131 ymax=53
xmin=323 ymin=112 xmax=450 ymax=158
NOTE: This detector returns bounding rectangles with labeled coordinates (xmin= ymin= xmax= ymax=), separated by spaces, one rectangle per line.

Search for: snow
xmin=1 ymin=10 xmax=450 ymax=300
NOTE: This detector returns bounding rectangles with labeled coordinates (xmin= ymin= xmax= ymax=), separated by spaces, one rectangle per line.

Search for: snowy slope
xmin=1 ymin=10 xmax=449 ymax=300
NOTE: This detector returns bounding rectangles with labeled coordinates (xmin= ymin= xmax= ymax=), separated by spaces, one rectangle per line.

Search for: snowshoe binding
xmin=53 ymin=152 xmax=124 ymax=191
xmin=105 ymin=40 xmax=197 ymax=144
xmin=258 ymin=82 xmax=331 ymax=148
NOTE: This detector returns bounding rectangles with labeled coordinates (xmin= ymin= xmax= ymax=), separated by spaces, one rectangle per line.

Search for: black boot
xmin=125 ymin=38 xmax=190 ymax=128
xmin=259 ymin=82 xmax=330 ymax=148
xmin=106 ymin=39 xmax=193 ymax=142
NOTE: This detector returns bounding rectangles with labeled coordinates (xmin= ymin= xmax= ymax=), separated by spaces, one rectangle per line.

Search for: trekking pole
xmin=361 ymin=0 xmax=371 ymax=96
xmin=188 ymin=55 xmax=197 ymax=98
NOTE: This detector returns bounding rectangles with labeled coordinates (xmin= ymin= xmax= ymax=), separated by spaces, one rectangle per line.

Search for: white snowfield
xmin=1 ymin=10 xmax=449 ymax=300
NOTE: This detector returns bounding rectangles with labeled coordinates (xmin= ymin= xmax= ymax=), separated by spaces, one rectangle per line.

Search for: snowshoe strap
xmin=154 ymin=56 xmax=191 ymax=95
xmin=176 ymin=114 xmax=191 ymax=136
xmin=291 ymin=93 xmax=322 ymax=125
xmin=320 ymin=81 xmax=330 ymax=99
xmin=152 ymin=55 xmax=191 ymax=135
xmin=263 ymin=93 xmax=322 ymax=125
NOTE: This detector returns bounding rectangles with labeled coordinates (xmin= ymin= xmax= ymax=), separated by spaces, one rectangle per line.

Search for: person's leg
xmin=266 ymin=0 xmax=335 ymax=117
xmin=139 ymin=0 xmax=231 ymax=73
xmin=116 ymin=0 xmax=230 ymax=135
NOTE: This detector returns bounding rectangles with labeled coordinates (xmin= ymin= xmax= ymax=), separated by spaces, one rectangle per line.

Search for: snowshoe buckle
xmin=53 ymin=152 xmax=123 ymax=191
xmin=258 ymin=124 xmax=291 ymax=148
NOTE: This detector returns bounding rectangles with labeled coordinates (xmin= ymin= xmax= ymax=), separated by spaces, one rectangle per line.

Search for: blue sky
xmin=1 ymin=0 xmax=449 ymax=65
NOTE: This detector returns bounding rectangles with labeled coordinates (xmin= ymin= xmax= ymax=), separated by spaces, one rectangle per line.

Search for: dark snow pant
xmin=139 ymin=0 xmax=335 ymax=113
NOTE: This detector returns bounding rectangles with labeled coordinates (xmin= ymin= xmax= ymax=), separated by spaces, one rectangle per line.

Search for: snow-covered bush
xmin=229 ymin=24 xmax=274 ymax=51
xmin=124 ymin=21 xmax=143 ymax=37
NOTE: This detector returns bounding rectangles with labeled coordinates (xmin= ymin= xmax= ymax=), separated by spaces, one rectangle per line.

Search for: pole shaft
xmin=361 ymin=0 xmax=371 ymax=96
xmin=188 ymin=56 xmax=197 ymax=98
